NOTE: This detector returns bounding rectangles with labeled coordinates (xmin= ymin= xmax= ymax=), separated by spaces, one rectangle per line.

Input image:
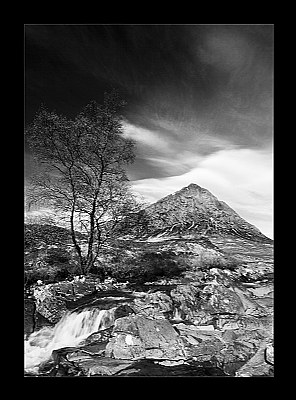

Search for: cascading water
xmin=24 ymin=307 xmax=116 ymax=374
xmin=172 ymin=307 xmax=182 ymax=321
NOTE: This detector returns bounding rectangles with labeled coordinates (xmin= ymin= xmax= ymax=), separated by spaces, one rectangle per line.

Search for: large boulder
xmin=105 ymin=315 xmax=186 ymax=361
xmin=32 ymin=279 xmax=98 ymax=323
xmin=169 ymin=281 xmax=245 ymax=327
xmin=174 ymin=323 xmax=225 ymax=363
xmin=199 ymin=282 xmax=244 ymax=316
xmin=33 ymin=285 xmax=68 ymax=323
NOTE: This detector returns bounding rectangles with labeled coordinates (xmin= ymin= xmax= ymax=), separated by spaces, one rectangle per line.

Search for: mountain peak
xmin=142 ymin=183 xmax=271 ymax=242
xmin=181 ymin=183 xmax=209 ymax=192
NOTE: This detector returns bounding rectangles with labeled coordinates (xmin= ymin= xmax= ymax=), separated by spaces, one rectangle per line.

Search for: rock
xmin=235 ymin=341 xmax=274 ymax=377
xmin=35 ymin=312 xmax=54 ymax=331
xmin=237 ymin=263 xmax=273 ymax=282
xmin=52 ymin=281 xmax=74 ymax=299
xmin=171 ymin=320 xmax=268 ymax=375
xmin=33 ymin=285 xmax=68 ymax=323
xmin=132 ymin=291 xmax=174 ymax=319
xmin=53 ymin=346 xmax=134 ymax=376
xmin=233 ymin=287 xmax=267 ymax=317
xmin=170 ymin=284 xmax=201 ymax=321
xmin=156 ymin=360 xmax=185 ymax=367
xmin=105 ymin=315 xmax=186 ymax=361
xmin=265 ymin=343 xmax=274 ymax=365
xmin=174 ymin=323 xmax=225 ymax=362
xmin=72 ymin=281 xmax=96 ymax=298
xmin=78 ymin=326 xmax=114 ymax=348
xmin=32 ymin=279 xmax=100 ymax=323
xmin=24 ymin=299 xmax=35 ymax=337
xmin=76 ymin=357 xmax=136 ymax=376
xmin=199 ymin=283 xmax=244 ymax=316
xmin=114 ymin=304 xmax=135 ymax=320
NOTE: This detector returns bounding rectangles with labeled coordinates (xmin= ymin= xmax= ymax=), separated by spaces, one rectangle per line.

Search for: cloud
xmin=123 ymin=120 xmax=239 ymax=179
xmin=131 ymin=148 xmax=273 ymax=238
xmin=122 ymin=121 xmax=171 ymax=153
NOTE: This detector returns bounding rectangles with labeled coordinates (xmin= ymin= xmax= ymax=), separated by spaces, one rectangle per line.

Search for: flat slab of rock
xmin=76 ymin=356 xmax=134 ymax=376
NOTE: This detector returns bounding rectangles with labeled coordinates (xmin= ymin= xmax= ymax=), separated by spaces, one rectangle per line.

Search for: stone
xmin=33 ymin=285 xmax=68 ymax=323
xmin=235 ymin=341 xmax=273 ymax=377
xmin=78 ymin=357 xmax=134 ymax=376
xmin=114 ymin=304 xmax=135 ymax=320
xmin=52 ymin=281 xmax=74 ymax=298
xmin=72 ymin=281 xmax=96 ymax=298
xmin=132 ymin=291 xmax=174 ymax=320
xmin=79 ymin=327 xmax=113 ymax=347
xmin=170 ymin=284 xmax=201 ymax=321
xmin=24 ymin=299 xmax=35 ymax=337
xmin=52 ymin=346 xmax=133 ymax=376
xmin=233 ymin=287 xmax=267 ymax=317
xmin=156 ymin=359 xmax=185 ymax=367
xmin=265 ymin=343 xmax=274 ymax=365
xmin=35 ymin=312 xmax=54 ymax=331
xmin=199 ymin=283 xmax=244 ymax=316
xmin=105 ymin=315 xmax=186 ymax=361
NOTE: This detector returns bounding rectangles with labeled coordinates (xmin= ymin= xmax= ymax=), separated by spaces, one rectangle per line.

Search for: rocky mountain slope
xmin=127 ymin=183 xmax=271 ymax=243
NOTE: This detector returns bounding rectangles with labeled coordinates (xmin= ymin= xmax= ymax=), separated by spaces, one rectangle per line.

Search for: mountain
xmin=123 ymin=183 xmax=271 ymax=243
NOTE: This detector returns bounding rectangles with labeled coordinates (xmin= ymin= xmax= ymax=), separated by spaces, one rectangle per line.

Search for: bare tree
xmin=25 ymin=89 xmax=137 ymax=274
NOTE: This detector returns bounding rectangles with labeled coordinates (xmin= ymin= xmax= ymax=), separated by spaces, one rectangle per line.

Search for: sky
xmin=24 ymin=24 xmax=274 ymax=238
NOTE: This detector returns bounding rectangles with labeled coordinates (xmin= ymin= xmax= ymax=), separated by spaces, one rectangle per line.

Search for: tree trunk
xmin=70 ymin=202 xmax=84 ymax=275
xmin=85 ymin=187 xmax=101 ymax=274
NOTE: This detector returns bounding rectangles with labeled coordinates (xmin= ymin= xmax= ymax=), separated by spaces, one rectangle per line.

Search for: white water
xmin=172 ymin=307 xmax=182 ymax=321
xmin=24 ymin=307 xmax=116 ymax=373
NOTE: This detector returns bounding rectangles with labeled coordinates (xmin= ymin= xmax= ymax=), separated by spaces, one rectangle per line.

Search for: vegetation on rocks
xmin=94 ymin=250 xmax=190 ymax=284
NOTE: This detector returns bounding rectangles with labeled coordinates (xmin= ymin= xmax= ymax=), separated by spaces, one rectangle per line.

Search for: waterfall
xmin=172 ymin=307 xmax=182 ymax=321
xmin=24 ymin=307 xmax=116 ymax=373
